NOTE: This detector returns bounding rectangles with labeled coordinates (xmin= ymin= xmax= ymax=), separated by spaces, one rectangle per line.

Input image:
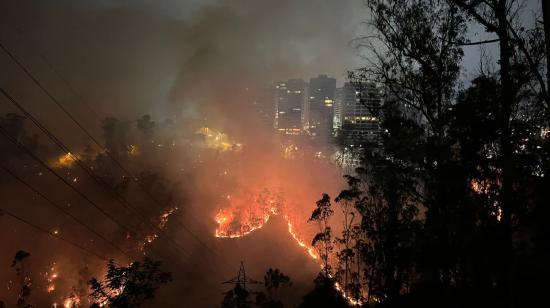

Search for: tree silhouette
xmin=11 ymin=250 xmax=32 ymax=308
xmin=298 ymin=274 xmax=347 ymax=308
xmin=88 ymin=258 xmax=172 ymax=308
xmin=331 ymin=0 xmax=550 ymax=306
xmin=255 ymin=268 xmax=292 ymax=308
xmin=222 ymin=283 xmax=252 ymax=308
xmin=309 ymin=193 xmax=334 ymax=277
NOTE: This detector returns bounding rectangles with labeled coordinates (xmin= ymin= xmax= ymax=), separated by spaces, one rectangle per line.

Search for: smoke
xmin=1 ymin=0 xmax=363 ymax=119
xmin=0 ymin=0 xmax=364 ymax=306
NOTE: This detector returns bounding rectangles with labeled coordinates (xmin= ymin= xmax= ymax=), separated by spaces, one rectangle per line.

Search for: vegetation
xmin=88 ymin=258 xmax=172 ymax=308
xmin=221 ymin=268 xmax=292 ymax=308
xmin=307 ymin=0 xmax=550 ymax=306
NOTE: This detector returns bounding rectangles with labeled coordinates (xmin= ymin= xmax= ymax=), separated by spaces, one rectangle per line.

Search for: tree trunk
xmin=496 ymin=0 xmax=515 ymax=306
xmin=542 ymin=0 xmax=550 ymax=123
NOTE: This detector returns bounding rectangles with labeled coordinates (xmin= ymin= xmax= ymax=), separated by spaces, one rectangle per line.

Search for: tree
xmin=88 ymin=258 xmax=172 ymax=308
xmin=351 ymin=0 xmax=467 ymax=300
xmin=449 ymin=1 xmax=550 ymax=305
xmin=298 ymin=274 xmax=347 ymax=308
xmin=101 ymin=117 xmax=129 ymax=156
xmin=136 ymin=115 xmax=155 ymax=135
xmin=11 ymin=250 xmax=32 ymax=308
xmin=255 ymin=269 xmax=292 ymax=308
xmin=222 ymin=284 xmax=253 ymax=308
xmin=309 ymin=193 xmax=334 ymax=277
xmin=334 ymin=175 xmax=361 ymax=299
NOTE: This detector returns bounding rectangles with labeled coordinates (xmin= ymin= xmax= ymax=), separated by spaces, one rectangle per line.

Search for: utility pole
xmin=223 ymin=261 xmax=262 ymax=291
xmin=221 ymin=261 xmax=262 ymax=307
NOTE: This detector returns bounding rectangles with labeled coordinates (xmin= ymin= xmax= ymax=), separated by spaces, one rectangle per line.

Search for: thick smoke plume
xmin=0 ymin=0 xmax=364 ymax=306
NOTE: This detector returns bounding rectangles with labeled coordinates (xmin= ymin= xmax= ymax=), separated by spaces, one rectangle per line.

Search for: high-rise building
xmin=274 ymin=79 xmax=308 ymax=135
xmin=333 ymin=86 xmax=344 ymax=130
xmin=307 ymin=74 xmax=336 ymax=143
xmin=337 ymin=82 xmax=382 ymax=145
xmin=250 ymin=86 xmax=275 ymax=129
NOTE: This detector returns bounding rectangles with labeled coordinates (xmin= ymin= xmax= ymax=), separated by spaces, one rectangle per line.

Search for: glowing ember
xmin=44 ymin=262 xmax=59 ymax=294
xmin=281 ymin=143 xmax=299 ymax=159
xmin=158 ymin=206 xmax=178 ymax=229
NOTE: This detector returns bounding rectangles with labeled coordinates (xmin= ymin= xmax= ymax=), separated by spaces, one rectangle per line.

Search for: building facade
xmin=274 ymin=79 xmax=308 ymax=135
xmin=337 ymin=82 xmax=382 ymax=145
xmin=307 ymin=74 xmax=336 ymax=143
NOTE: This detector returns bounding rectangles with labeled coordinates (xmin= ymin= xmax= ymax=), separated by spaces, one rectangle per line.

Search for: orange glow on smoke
xmin=196 ymin=127 xmax=243 ymax=152
xmin=214 ymin=190 xmax=364 ymax=306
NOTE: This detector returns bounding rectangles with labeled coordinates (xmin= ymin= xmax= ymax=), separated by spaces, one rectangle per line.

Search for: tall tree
xmin=309 ymin=193 xmax=335 ymax=277
xmin=88 ymin=258 xmax=172 ymax=308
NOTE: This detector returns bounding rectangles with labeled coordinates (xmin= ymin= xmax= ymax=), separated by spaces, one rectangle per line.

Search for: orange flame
xmin=214 ymin=190 xmax=364 ymax=306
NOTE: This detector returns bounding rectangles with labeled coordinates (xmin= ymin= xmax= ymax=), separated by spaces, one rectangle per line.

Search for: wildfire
xmin=63 ymin=296 xmax=81 ymax=308
xmin=334 ymin=280 xmax=363 ymax=306
xmin=136 ymin=206 xmax=178 ymax=253
xmin=285 ymin=216 xmax=318 ymax=260
xmin=53 ymin=294 xmax=81 ymax=308
xmin=196 ymin=127 xmax=242 ymax=152
xmin=44 ymin=262 xmax=59 ymax=294
xmin=158 ymin=206 xmax=178 ymax=229
xmin=281 ymin=143 xmax=299 ymax=159
xmin=214 ymin=189 xmax=364 ymax=306
xmin=214 ymin=191 xmax=279 ymax=238
xmin=53 ymin=152 xmax=77 ymax=168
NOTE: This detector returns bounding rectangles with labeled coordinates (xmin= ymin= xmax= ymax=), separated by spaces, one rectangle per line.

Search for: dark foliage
xmin=88 ymin=258 xmax=172 ymax=308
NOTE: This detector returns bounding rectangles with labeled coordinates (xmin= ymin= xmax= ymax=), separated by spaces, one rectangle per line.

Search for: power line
xmin=0 ymin=87 xmax=193 ymax=259
xmin=0 ymin=207 xmax=108 ymax=261
xmin=9 ymin=25 xmax=103 ymax=121
xmin=0 ymin=123 xmax=187 ymax=270
xmin=0 ymin=93 xmax=226 ymax=279
xmin=0 ymin=123 xmax=138 ymax=241
xmin=0 ymin=164 xmax=131 ymax=259
xmin=0 ymin=41 xmax=219 ymax=257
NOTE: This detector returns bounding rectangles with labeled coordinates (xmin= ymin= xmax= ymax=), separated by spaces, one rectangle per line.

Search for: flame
xmin=136 ymin=206 xmax=178 ymax=253
xmin=285 ymin=216 xmax=318 ymax=260
xmin=214 ymin=190 xmax=364 ymax=306
xmin=214 ymin=189 xmax=281 ymax=238
xmin=53 ymin=152 xmax=77 ymax=168
xmin=158 ymin=206 xmax=178 ymax=229
xmin=61 ymin=294 xmax=81 ymax=308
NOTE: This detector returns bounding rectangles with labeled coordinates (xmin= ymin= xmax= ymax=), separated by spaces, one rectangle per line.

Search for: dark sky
xmin=0 ymin=0 xmax=365 ymax=123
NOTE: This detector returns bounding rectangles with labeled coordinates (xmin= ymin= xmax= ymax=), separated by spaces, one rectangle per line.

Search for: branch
xmin=452 ymin=0 xmax=498 ymax=32
xmin=455 ymin=38 xmax=500 ymax=46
